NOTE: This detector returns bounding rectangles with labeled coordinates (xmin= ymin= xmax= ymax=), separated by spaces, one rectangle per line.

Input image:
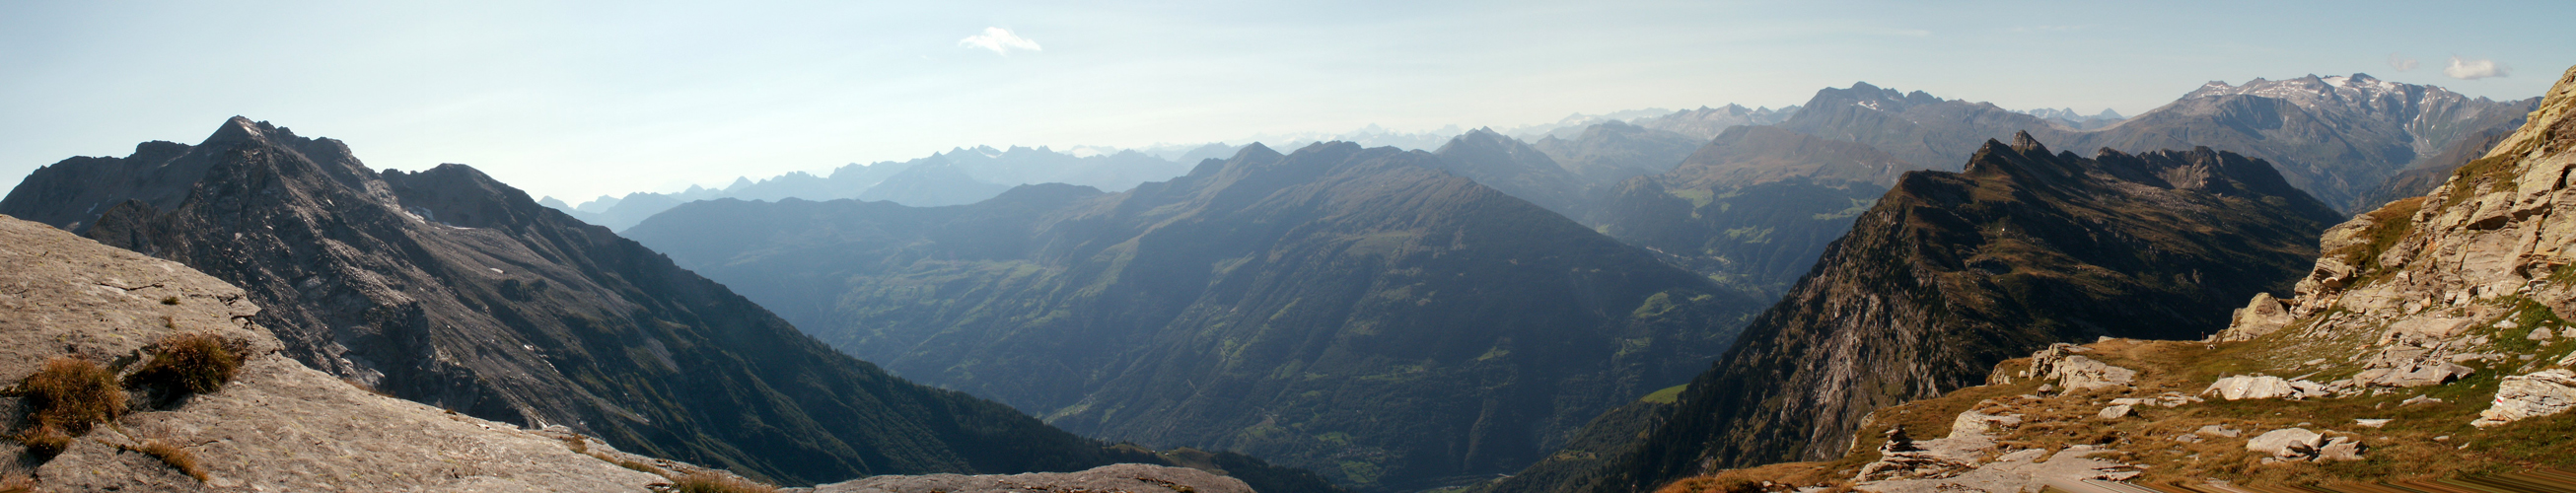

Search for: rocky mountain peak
xmin=2010 ymin=130 xmax=2049 ymax=154
xmin=2219 ymin=63 xmax=2576 ymax=423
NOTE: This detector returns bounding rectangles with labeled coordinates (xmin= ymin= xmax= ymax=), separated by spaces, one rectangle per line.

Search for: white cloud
xmin=2387 ymin=53 xmax=2418 ymax=72
xmin=959 ymin=27 xmax=1041 ymax=55
xmin=2443 ymin=56 xmax=2510 ymax=80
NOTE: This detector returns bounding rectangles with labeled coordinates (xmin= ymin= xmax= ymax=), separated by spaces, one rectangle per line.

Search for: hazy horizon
xmin=6 ymin=0 xmax=2569 ymax=201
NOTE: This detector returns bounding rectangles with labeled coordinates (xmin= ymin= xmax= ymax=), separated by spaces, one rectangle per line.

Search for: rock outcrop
xmin=2216 ymin=64 xmax=2576 ymax=428
xmin=1553 ymin=133 xmax=2342 ymax=493
xmin=0 ymin=214 xmax=668 ymax=491
xmin=2473 ymin=369 xmax=2576 ymax=427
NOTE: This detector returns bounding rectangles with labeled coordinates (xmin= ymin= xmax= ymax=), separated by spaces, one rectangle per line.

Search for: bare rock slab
xmin=2473 ymin=369 xmax=2576 ymax=427
xmin=801 ymin=463 xmax=1252 ymax=493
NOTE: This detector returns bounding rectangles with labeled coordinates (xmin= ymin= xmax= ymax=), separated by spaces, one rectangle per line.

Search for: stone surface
xmin=2318 ymin=437 xmax=2368 ymax=461
xmin=1853 ymin=446 xmax=2140 ymax=493
xmin=2204 ymin=376 xmax=2307 ymax=400
xmin=2097 ymin=405 xmax=2132 ymax=420
xmin=2245 ymin=428 xmax=2325 ymax=458
xmin=2046 ymin=355 xmax=2140 ymax=391
xmin=799 ymin=463 xmax=1252 ymax=493
xmin=2471 ymin=369 xmax=2576 ymax=427
xmin=0 ymin=214 xmax=664 ymax=492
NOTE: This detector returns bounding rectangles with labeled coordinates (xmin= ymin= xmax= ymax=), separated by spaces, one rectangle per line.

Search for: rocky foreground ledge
xmin=792 ymin=463 xmax=1255 ymax=493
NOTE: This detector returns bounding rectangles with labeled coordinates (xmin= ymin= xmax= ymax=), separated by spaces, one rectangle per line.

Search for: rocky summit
xmin=1489 ymin=132 xmax=2344 ymax=493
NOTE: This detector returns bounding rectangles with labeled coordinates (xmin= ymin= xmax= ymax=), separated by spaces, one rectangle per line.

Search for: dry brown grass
xmin=0 ymin=473 xmax=36 ymax=493
xmin=135 ymin=439 xmax=209 ymax=481
xmin=21 ymin=356 xmax=124 ymax=434
xmin=671 ymin=470 xmax=777 ymax=493
xmin=15 ymin=425 xmax=72 ymax=457
xmin=125 ymin=332 xmax=244 ymax=394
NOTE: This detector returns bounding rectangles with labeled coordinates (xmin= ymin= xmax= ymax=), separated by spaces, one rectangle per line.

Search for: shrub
xmin=22 ymin=356 xmax=124 ymax=434
xmin=125 ymin=333 xmax=242 ymax=394
xmin=137 ymin=439 xmax=208 ymax=481
xmin=672 ymin=471 xmax=777 ymax=493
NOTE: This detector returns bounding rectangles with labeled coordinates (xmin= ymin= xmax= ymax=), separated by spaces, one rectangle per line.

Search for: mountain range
xmin=0 ymin=117 xmax=1333 ymax=490
xmin=547 ymin=144 xmax=1201 ymax=231
xmin=622 ymin=142 xmax=1772 ymax=491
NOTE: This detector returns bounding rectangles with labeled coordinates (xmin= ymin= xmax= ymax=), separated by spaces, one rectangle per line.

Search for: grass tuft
xmin=15 ymin=425 xmax=71 ymax=457
xmin=136 ymin=439 xmax=209 ymax=481
xmin=672 ymin=470 xmax=777 ymax=493
xmin=125 ymin=333 xmax=243 ymax=394
xmin=21 ymin=356 xmax=125 ymax=434
xmin=0 ymin=473 xmax=35 ymax=493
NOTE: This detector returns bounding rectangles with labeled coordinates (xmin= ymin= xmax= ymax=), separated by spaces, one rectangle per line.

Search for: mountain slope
xmin=624 ymin=142 xmax=1769 ymax=491
xmin=1584 ymin=126 xmax=1906 ymax=296
xmin=0 ymin=213 xmax=680 ymax=491
xmin=0 ymin=117 xmax=1172 ymax=486
xmin=1639 ymin=67 xmax=2576 ymax=492
xmin=1550 ymin=134 xmax=2343 ymax=493
xmin=1531 ymin=121 xmax=1706 ymax=185
xmin=1428 ymin=129 xmax=1592 ymax=218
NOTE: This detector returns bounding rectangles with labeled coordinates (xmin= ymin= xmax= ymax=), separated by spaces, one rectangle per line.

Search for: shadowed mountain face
xmin=1498 ymin=134 xmax=2343 ymax=493
xmin=0 ymin=117 xmax=1211 ymax=486
xmin=624 ymin=142 xmax=1768 ymax=491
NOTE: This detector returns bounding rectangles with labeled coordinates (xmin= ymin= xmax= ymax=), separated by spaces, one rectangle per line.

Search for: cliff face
xmin=2 ymin=117 xmax=1147 ymax=485
xmin=0 ymin=214 xmax=673 ymax=492
xmin=627 ymin=142 xmax=1767 ymax=491
xmin=1564 ymin=133 xmax=2341 ymax=493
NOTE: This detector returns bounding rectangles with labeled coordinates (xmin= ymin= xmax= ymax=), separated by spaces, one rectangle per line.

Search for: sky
xmin=4 ymin=0 xmax=2571 ymax=201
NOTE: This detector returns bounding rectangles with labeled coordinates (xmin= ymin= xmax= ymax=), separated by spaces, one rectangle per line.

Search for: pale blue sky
xmin=4 ymin=0 xmax=2569 ymax=200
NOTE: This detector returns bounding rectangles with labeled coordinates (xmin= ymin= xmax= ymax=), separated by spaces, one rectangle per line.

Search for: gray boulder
xmin=2246 ymin=428 xmax=2325 ymax=458
xmin=2472 ymin=369 xmax=2576 ymax=427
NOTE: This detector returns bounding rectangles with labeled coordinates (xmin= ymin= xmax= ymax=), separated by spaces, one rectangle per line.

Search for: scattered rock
xmin=2402 ymin=394 xmax=2445 ymax=406
xmin=2222 ymin=293 xmax=2295 ymax=341
xmin=1947 ymin=411 xmax=2023 ymax=438
xmin=2027 ymin=344 xmax=2139 ymax=391
xmin=2195 ymin=425 xmax=2241 ymax=438
xmin=2354 ymin=418 xmax=2392 ymax=428
xmin=2246 ymin=428 xmax=2325 ymax=459
xmin=2471 ymin=369 xmax=2576 ymax=427
xmin=2098 ymin=405 xmax=2132 ymax=420
xmin=2204 ymin=375 xmax=2309 ymax=399
xmin=2531 ymin=327 xmax=2557 ymax=340
xmin=2359 ymin=361 xmax=2475 ymax=387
